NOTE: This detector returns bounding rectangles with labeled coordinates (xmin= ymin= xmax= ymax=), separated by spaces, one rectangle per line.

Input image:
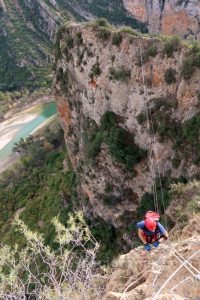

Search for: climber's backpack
xmin=144 ymin=211 xmax=161 ymax=240
xmin=144 ymin=211 xmax=160 ymax=221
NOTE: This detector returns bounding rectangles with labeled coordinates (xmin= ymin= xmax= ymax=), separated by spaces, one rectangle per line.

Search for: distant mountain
xmin=0 ymin=0 xmax=146 ymax=92
xmin=124 ymin=0 xmax=200 ymax=41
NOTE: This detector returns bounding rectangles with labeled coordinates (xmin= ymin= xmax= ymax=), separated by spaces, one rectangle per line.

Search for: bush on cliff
xmin=181 ymin=43 xmax=200 ymax=79
xmin=0 ymin=214 xmax=106 ymax=299
xmin=164 ymin=68 xmax=177 ymax=84
xmin=163 ymin=36 xmax=180 ymax=57
xmin=112 ymin=32 xmax=122 ymax=46
xmin=84 ymin=112 xmax=146 ymax=171
xmin=109 ymin=67 xmax=131 ymax=82
xmin=106 ymin=127 xmax=146 ymax=171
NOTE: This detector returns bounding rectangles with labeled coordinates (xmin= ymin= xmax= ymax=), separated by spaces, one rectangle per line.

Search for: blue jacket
xmin=137 ymin=220 xmax=166 ymax=237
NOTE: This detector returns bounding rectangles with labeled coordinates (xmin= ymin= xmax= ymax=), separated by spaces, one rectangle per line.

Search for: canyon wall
xmin=123 ymin=0 xmax=200 ymax=40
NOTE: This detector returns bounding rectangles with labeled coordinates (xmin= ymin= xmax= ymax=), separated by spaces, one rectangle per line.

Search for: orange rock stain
xmin=162 ymin=11 xmax=190 ymax=35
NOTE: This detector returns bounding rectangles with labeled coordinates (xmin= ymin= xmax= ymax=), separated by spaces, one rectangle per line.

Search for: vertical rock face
xmin=103 ymin=180 xmax=200 ymax=299
xmin=54 ymin=22 xmax=200 ymax=231
xmin=0 ymin=0 xmax=6 ymax=11
xmin=123 ymin=0 xmax=200 ymax=40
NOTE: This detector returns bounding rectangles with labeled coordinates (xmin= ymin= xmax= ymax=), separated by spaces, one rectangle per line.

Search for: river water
xmin=0 ymin=102 xmax=57 ymax=165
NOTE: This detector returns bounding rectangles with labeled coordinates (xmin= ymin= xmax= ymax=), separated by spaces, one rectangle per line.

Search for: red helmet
xmin=145 ymin=217 xmax=156 ymax=231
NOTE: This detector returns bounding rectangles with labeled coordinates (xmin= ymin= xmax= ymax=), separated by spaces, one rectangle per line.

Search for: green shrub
xmin=150 ymin=97 xmax=178 ymax=111
xmin=164 ymin=68 xmax=177 ymax=84
xmin=75 ymin=32 xmax=83 ymax=46
xmin=192 ymin=52 xmax=200 ymax=67
xmin=87 ymin=217 xmax=119 ymax=264
xmin=96 ymin=27 xmax=111 ymax=40
xmin=149 ymin=99 xmax=181 ymax=142
xmin=84 ymin=111 xmax=146 ymax=170
xmin=102 ymin=194 xmax=122 ymax=206
xmin=136 ymin=45 xmax=157 ymax=66
xmin=182 ymin=112 xmax=200 ymax=144
xmin=180 ymin=46 xmax=200 ymax=80
xmin=55 ymin=29 xmax=63 ymax=61
xmin=106 ymin=127 xmax=146 ymax=170
xmin=89 ymin=63 xmax=101 ymax=78
xmin=84 ymin=123 xmax=103 ymax=160
xmin=85 ymin=134 xmax=102 ymax=159
xmin=120 ymin=26 xmax=139 ymax=36
xmin=163 ymin=36 xmax=180 ymax=57
xmin=137 ymin=112 xmax=147 ymax=125
xmin=180 ymin=57 xmax=194 ymax=80
xmin=95 ymin=18 xmax=110 ymax=27
xmin=66 ymin=36 xmax=74 ymax=49
xmin=100 ymin=111 xmax=117 ymax=130
xmin=197 ymin=90 xmax=200 ymax=101
xmin=112 ymin=32 xmax=123 ymax=46
xmin=147 ymin=45 xmax=157 ymax=57
xmin=109 ymin=67 xmax=131 ymax=82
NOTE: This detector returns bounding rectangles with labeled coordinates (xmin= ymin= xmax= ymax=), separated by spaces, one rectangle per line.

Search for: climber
xmin=137 ymin=211 xmax=169 ymax=252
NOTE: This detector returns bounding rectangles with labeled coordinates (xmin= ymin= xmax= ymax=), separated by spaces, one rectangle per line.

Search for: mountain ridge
xmin=0 ymin=0 xmax=145 ymax=92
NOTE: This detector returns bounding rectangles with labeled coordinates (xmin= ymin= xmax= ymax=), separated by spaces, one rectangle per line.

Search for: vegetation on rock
xmin=112 ymin=32 xmax=123 ymax=46
xmin=109 ymin=67 xmax=131 ymax=82
xmin=0 ymin=213 xmax=107 ymax=299
xmin=84 ymin=111 xmax=146 ymax=171
xmin=0 ymin=119 xmax=119 ymax=264
xmin=164 ymin=68 xmax=177 ymax=84
xmin=181 ymin=43 xmax=200 ymax=79
xmin=163 ymin=36 xmax=180 ymax=57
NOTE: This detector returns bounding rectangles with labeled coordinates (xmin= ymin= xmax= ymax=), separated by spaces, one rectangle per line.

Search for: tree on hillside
xmin=0 ymin=213 xmax=107 ymax=300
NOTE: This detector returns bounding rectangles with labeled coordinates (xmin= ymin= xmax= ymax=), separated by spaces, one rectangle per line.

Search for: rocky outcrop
xmin=123 ymin=0 xmax=200 ymax=40
xmin=0 ymin=0 xmax=6 ymax=11
xmin=103 ymin=232 xmax=200 ymax=299
xmin=54 ymin=22 xmax=200 ymax=234
xmin=103 ymin=178 xmax=200 ymax=299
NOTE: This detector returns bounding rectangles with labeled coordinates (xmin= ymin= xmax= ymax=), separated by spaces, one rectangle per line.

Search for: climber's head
xmin=145 ymin=217 xmax=156 ymax=231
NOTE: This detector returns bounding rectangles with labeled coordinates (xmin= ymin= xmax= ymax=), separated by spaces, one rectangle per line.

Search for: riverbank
xmin=0 ymin=97 xmax=57 ymax=173
xmin=3 ymin=94 xmax=55 ymax=121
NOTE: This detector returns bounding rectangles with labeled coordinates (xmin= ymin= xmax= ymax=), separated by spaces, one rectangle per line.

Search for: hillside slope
xmin=0 ymin=0 xmax=145 ymax=92
xmin=0 ymin=0 xmax=63 ymax=91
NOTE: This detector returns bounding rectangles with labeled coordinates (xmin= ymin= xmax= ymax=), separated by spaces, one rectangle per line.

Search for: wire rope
xmin=153 ymin=249 xmax=200 ymax=299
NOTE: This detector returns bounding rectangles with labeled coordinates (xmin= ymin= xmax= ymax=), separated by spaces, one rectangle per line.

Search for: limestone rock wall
xmin=103 ymin=232 xmax=200 ymax=299
xmin=54 ymin=23 xmax=200 ymax=231
xmin=123 ymin=0 xmax=200 ymax=40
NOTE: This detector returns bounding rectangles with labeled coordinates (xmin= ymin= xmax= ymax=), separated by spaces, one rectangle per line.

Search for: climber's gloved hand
xmin=144 ymin=243 xmax=151 ymax=252
xmin=153 ymin=240 xmax=159 ymax=248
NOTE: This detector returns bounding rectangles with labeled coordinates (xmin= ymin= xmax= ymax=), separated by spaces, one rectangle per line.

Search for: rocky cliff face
xmin=54 ymin=21 xmax=200 ymax=235
xmin=103 ymin=180 xmax=200 ymax=299
xmin=123 ymin=0 xmax=200 ymax=40
xmin=104 ymin=228 xmax=200 ymax=299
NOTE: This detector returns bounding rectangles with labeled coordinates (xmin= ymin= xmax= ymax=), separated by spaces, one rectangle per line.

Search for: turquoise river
xmin=0 ymin=102 xmax=57 ymax=163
